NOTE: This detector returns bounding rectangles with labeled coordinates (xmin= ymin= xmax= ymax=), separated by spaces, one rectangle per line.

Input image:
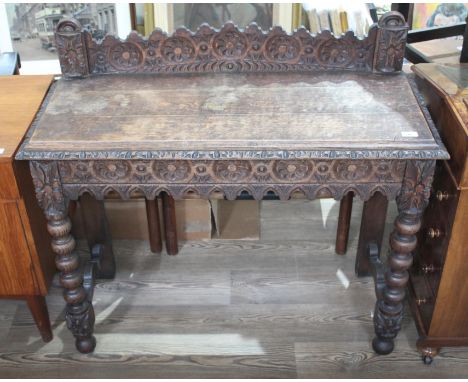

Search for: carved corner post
xmin=30 ymin=161 xmax=96 ymax=353
xmin=55 ymin=18 xmax=90 ymax=78
xmin=372 ymin=159 xmax=435 ymax=354
xmin=373 ymin=11 xmax=409 ymax=73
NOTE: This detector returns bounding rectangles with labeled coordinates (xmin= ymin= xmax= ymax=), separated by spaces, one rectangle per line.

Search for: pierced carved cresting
xmin=57 ymin=159 xmax=406 ymax=201
xmin=372 ymin=159 xmax=436 ymax=355
xmin=54 ymin=12 xmax=409 ymax=78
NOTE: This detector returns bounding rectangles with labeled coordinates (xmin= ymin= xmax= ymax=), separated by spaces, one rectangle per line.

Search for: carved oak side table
xmin=16 ymin=12 xmax=449 ymax=354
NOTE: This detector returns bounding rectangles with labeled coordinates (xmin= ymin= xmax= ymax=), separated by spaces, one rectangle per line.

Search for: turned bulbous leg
xmin=372 ymin=160 xmax=435 ymax=355
xmin=31 ymin=161 xmax=96 ymax=353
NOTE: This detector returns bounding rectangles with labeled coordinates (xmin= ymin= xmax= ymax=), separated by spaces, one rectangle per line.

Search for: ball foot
xmin=76 ymin=336 xmax=96 ymax=354
xmin=372 ymin=337 xmax=394 ymax=355
xmin=422 ymin=355 xmax=433 ymax=365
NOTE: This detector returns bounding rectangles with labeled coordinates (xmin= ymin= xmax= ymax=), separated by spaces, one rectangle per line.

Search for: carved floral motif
xmin=153 ymin=161 xmax=191 ymax=181
xmin=397 ymin=160 xmax=435 ymax=211
xmin=109 ymin=42 xmax=143 ymax=70
xmin=334 ymin=161 xmax=372 ymax=181
xmin=93 ymin=161 xmax=131 ymax=181
xmin=30 ymin=161 xmax=67 ymax=217
xmin=273 ymin=160 xmax=313 ymax=181
xmin=265 ymin=35 xmax=301 ymax=62
xmin=213 ymin=30 xmax=248 ymax=58
xmin=161 ymin=37 xmax=196 ymax=63
xmin=213 ymin=161 xmax=252 ymax=181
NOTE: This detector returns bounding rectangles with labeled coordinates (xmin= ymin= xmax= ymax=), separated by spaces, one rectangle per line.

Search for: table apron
xmin=55 ymin=159 xmax=406 ymax=201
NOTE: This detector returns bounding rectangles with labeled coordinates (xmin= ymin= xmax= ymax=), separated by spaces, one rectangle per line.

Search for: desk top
xmin=18 ymin=71 xmax=448 ymax=161
xmin=0 ymin=75 xmax=53 ymax=162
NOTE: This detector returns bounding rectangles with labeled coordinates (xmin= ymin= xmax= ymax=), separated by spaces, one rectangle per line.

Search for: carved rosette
xmin=93 ymin=161 xmax=131 ymax=182
xmin=334 ymin=161 xmax=372 ymax=181
xmin=109 ymin=42 xmax=143 ymax=70
xmin=265 ymin=33 xmax=301 ymax=62
xmin=213 ymin=161 xmax=252 ymax=182
xmin=213 ymin=28 xmax=248 ymax=58
xmin=317 ymin=38 xmax=353 ymax=67
xmin=374 ymin=12 xmax=408 ymax=73
xmin=273 ymin=160 xmax=313 ymax=181
xmin=55 ymin=19 xmax=89 ymax=78
xmin=161 ymin=36 xmax=196 ymax=63
xmin=153 ymin=161 xmax=191 ymax=182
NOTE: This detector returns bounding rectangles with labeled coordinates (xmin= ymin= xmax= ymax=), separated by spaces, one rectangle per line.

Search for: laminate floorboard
xmin=1 ymin=199 xmax=467 ymax=378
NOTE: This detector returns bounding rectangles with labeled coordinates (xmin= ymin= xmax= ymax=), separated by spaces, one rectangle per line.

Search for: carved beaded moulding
xmin=57 ymin=159 xmax=406 ymax=201
xmin=54 ymin=11 xmax=409 ymax=78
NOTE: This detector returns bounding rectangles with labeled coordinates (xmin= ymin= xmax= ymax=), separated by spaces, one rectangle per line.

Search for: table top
xmin=18 ymin=71 xmax=448 ymax=161
xmin=0 ymin=75 xmax=53 ymax=162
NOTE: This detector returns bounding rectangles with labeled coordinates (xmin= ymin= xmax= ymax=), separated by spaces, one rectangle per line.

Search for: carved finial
xmin=373 ymin=11 xmax=408 ymax=73
xmin=55 ymin=17 xmax=89 ymax=78
xmin=378 ymin=11 xmax=406 ymax=28
xmin=57 ymin=18 xmax=82 ymax=33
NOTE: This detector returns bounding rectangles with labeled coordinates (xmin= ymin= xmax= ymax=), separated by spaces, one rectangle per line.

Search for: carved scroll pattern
xmin=57 ymin=159 xmax=406 ymax=201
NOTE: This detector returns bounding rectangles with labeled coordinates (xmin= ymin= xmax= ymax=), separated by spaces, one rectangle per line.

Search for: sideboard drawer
xmin=416 ymin=161 xmax=459 ymax=296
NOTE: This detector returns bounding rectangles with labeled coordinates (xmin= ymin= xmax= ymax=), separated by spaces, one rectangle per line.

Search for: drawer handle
xmin=416 ymin=297 xmax=430 ymax=306
xmin=421 ymin=264 xmax=441 ymax=274
xmin=427 ymin=228 xmax=443 ymax=239
xmin=436 ymin=190 xmax=450 ymax=201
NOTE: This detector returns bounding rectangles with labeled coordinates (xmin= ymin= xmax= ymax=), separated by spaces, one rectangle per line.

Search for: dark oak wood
xmin=145 ymin=198 xmax=163 ymax=254
xmin=0 ymin=75 xmax=55 ymax=342
xmin=408 ymin=63 xmax=468 ymax=361
xmin=79 ymin=193 xmax=116 ymax=278
xmin=355 ymin=192 xmax=389 ymax=277
xmin=162 ymin=193 xmax=178 ymax=256
xmin=15 ymin=13 xmax=449 ymax=355
xmin=335 ymin=192 xmax=353 ymax=255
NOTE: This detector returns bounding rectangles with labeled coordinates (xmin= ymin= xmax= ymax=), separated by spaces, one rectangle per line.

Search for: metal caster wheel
xmin=422 ymin=355 xmax=433 ymax=365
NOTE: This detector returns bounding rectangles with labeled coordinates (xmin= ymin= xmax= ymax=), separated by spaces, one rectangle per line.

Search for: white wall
xmin=0 ymin=3 xmax=13 ymax=53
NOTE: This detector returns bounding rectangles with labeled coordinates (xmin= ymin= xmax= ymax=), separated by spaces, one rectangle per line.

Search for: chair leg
xmin=335 ymin=192 xmax=354 ymax=255
xmin=26 ymin=296 xmax=52 ymax=342
xmin=162 ymin=192 xmax=178 ymax=255
xmin=145 ymin=198 xmax=163 ymax=254
xmin=79 ymin=193 xmax=116 ymax=279
xmin=355 ymin=191 xmax=388 ymax=277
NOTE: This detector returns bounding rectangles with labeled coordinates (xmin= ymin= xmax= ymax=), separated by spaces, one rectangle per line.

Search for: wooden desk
xmin=16 ymin=12 xmax=448 ymax=355
xmin=0 ymin=75 xmax=55 ymax=341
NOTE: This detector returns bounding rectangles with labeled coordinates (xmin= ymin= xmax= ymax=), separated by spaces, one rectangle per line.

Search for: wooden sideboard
xmin=0 ymin=75 xmax=55 ymax=341
xmin=409 ymin=63 xmax=468 ymax=363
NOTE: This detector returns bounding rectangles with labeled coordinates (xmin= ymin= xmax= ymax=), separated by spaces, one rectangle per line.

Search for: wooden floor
xmin=1 ymin=199 xmax=468 ymax=378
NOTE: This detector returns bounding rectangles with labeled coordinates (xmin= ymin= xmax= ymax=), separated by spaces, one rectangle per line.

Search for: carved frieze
xmin=56 ymin=159 xmax=407 ymax=201
xmin=59 ymin=159 xmax=406 ymax=185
